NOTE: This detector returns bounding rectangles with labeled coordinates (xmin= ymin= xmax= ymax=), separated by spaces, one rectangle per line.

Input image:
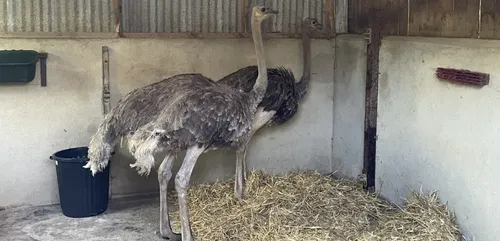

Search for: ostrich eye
xmin=260 ymin=7 xmax=266 ymax=12
xmin=312 ymin=20 xmax=317 ymax=24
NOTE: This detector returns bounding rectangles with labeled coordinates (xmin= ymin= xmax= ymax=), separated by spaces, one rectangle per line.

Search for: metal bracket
xmin=38 ymin=53 xmax=48 ymax=87
xmin=363 ymin=28 xmax=372 ymax=45
xmin=102 ymin=46 xmax=111 ymax=116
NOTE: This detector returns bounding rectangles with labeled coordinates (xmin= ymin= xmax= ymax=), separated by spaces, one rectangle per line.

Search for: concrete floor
xmin=0 ymin=195 xmax=169 ymax=241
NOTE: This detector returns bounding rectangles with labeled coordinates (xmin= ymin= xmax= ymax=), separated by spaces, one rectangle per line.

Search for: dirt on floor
xmin=0 ymin=195 xmax=166 ymax=241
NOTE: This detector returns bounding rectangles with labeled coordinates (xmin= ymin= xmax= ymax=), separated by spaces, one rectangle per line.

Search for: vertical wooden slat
xmin=481 ymin=0 xmax=500 ymax=39
xmin=348 ymin=0 xmax=376 ymax=34
xmin=408 ymin=0 xmax=480 ymax=38
xmin=335 ymin=0 xmax=348 ymax=33
xmin=323 ymin=0 xmax=335 ymax=36
xmin=379 ymin=0 xmax=408 ymax=35
xmin=347 ymin=0 xmax=494 ymax=39
xmin=452 ymin=0 xmax=480 ymax=37
xmin=113 ymin=0 xmax=121 ymax=36
xmin=350 ymin=0 xmax=360 ymax=33
xmin=347 ymin=0 xmax=359 ymax=33
xmin=241 ymin=0 xmax=249 ymax=34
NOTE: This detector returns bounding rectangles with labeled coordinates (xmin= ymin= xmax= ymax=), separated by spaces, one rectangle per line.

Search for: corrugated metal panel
xmin=0 ymin=0 xmax=115 ymax=32
xmin=121 ymin=0 xmax=243 ymax=33
xmin=121 ymin=0 xmax=325 ymax=34
xmin=251 ymin=0 xmax=325 ymax=33
xmin=0 ymin=0 xmax=329 ymax=35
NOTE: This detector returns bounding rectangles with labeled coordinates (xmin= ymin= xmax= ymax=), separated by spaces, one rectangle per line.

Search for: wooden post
xmin=363 ymin=8 xmax=383 ymax=193
xmin=102 ymin=46 xmax=110 ymax=116
xmin=113 ymin=0 xmax=122 ymax=37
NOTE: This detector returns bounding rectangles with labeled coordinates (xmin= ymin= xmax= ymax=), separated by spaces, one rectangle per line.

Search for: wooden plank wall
xmin=481 ymin=0 xmax=500 ymax=39
xmin=348 ymin=0 xmax=500 ymax=39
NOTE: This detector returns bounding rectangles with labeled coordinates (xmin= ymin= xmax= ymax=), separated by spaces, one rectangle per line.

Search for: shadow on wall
xmin=332 ymin=36 xmax=367 ymax=180
xmin=376 ymin=37 xmax=500 ymax=241
xmin=110 ymin=146 xmax=237 ymax=197
xmin=377 ymin=132 xmax=478 ymax=241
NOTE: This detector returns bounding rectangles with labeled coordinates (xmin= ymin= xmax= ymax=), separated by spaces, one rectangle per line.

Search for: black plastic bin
xmin=50 ymin=147 xmax=110 ymax=218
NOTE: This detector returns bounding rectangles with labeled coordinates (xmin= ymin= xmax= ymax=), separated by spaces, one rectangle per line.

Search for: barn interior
xmin=1 ymin=1 xmax=499 ymax=240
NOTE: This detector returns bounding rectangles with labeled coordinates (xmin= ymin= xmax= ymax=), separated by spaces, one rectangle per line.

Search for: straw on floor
xmin=168 ymin=170 xmax=462 ymax=241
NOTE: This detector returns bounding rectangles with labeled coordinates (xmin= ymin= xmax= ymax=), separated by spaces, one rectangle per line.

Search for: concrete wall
xmin=332 ymin=35 xmax=366 ymax=179
xmin=7 ymin=32 xmax=498 ymax=241
xmin=0 ymin=37 xmax=335 ymax=207
xmin=377 ymin=36 xmax=500 ymax=241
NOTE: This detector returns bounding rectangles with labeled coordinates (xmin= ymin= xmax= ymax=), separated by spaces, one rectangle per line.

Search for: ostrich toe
xmin=158 ymin=231 xmax=182 ymax=241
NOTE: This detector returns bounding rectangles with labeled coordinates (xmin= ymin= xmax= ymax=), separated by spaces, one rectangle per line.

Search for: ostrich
xmin=83 ymin=6 xmax=278 ymax=241
xmin=217 ymin=18 xmax=323 ymax=199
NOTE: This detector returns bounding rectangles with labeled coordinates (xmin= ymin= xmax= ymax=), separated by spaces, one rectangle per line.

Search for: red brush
xmin=436 ymin=67 xmax=490 ymax=87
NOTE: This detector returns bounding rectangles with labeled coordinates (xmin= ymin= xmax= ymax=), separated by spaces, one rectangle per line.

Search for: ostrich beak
xmin=268 ymin=9 xmax=279 ymax=15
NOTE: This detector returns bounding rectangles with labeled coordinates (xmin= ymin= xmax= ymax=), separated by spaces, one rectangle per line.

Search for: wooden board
xmin=379 ymin=0 xmax=408 ymax=35
xmin=480 ymin=0 xmax=500 ymax=39
xmin=348 ymin=0 xmax=371 ymax=34
xmin=408 ymin=0 xmax=480 ymax=38
xmin=348 ymin=0 xmax=500 ymax=39
xmin=348 ymin=0 xmax=408 ymax=35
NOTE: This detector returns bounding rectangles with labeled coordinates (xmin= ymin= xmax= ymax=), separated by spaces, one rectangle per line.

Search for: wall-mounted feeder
xmin=436 ymin=67 xmax=489 ymax=87
xmin=0 ymin=50 xmax=48 ymax=87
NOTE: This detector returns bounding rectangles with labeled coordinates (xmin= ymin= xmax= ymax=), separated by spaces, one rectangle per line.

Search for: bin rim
xmin=49 ymin=146 xmax=115 ymax=163
xmin=0 ymin=50 xmax=39 ymax=66
xmin=49 ymin=146 xmax=89 ymax=163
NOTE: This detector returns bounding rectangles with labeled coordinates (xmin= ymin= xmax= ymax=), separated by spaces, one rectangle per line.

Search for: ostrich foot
xmin=234 ymin=180 xmax=244 ymax=201
xmin=235 ymin=191 xmax=244 ymax=201
xmin=157 ymin=230 xmax=182 ymax=241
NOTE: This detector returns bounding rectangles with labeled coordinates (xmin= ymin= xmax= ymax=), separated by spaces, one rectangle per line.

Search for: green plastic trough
xmin=0 ymin=50 xmax=39 ymax=83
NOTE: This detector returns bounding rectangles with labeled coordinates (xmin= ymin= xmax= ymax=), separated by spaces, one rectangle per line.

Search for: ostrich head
xmin=252 ymin=6 xmax=279 ymax=22
xmin=303 ymin=17 xmax=323 ymax=31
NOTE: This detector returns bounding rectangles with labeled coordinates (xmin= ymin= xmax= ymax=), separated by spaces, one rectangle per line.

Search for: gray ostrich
xmin=83 ymin=6 xmax=278 ymax=241
xmin=217 ymin=18 xmax=323 ymax=199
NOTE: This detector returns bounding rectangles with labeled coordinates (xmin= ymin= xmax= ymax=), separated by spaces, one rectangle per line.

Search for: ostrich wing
xmin=109 ymin=73 xmax=216 ymax=138
xmin=218 ymin=65 xmax=296 ymax=113
xmin=217 ymin=65 xmax=259 ymax=91
xmin=136 ymin=83 xmax=255 ymax=150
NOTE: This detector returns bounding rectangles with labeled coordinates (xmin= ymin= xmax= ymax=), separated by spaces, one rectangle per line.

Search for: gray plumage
xmin=215 ymin=18 xmax=323 ymax=184
xmin=84 ymin=74 xmax=227 ymax=174
xmin=84 ymin=6 xmax=278 ymax=241
xmin=217 ymin=18 xmax=323 ymax=126
xmin=126 ymin=74 xmax=256 ymax=165
xmin=86 ymin=74 xmax=256 ymax=174
xmin=218 ymin=66 xmax=298 ymax=125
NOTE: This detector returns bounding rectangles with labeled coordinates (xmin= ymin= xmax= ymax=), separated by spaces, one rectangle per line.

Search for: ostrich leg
xmin=175 ymin=146 xmax=205 ymax=241
xmin=235 ymin=109 xmax=276 ymax=200
xmin=235 ymin=144 xmax=247 ymax=200
xmin=157 ymin=154 xmax=181 ymax=240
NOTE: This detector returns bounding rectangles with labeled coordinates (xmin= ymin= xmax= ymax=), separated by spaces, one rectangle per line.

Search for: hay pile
xmin=169 ymin=171 xmax=462 ymax=241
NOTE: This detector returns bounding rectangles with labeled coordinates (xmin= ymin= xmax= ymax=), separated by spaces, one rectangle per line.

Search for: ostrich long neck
xmin=296 ymin=22 xmax=312 ymax=101
xmin=250 ymin=17 xmax=268 ymax=103
xmin=302 ymin=23 xmax=312 ymax=81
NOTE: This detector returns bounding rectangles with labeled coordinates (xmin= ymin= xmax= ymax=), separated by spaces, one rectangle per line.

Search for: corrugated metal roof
xmin=0 ymin=0 xmax=115 ymax=32
xmin=0 ymin=0 xmax=330 ymax=35
xmin=251 ymin=0 xmax=325 ymax=33
xmin=121 ymin=0 xmax=326 ymax=34
xmin=121 ymin=0 xmax=243 ymax=33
